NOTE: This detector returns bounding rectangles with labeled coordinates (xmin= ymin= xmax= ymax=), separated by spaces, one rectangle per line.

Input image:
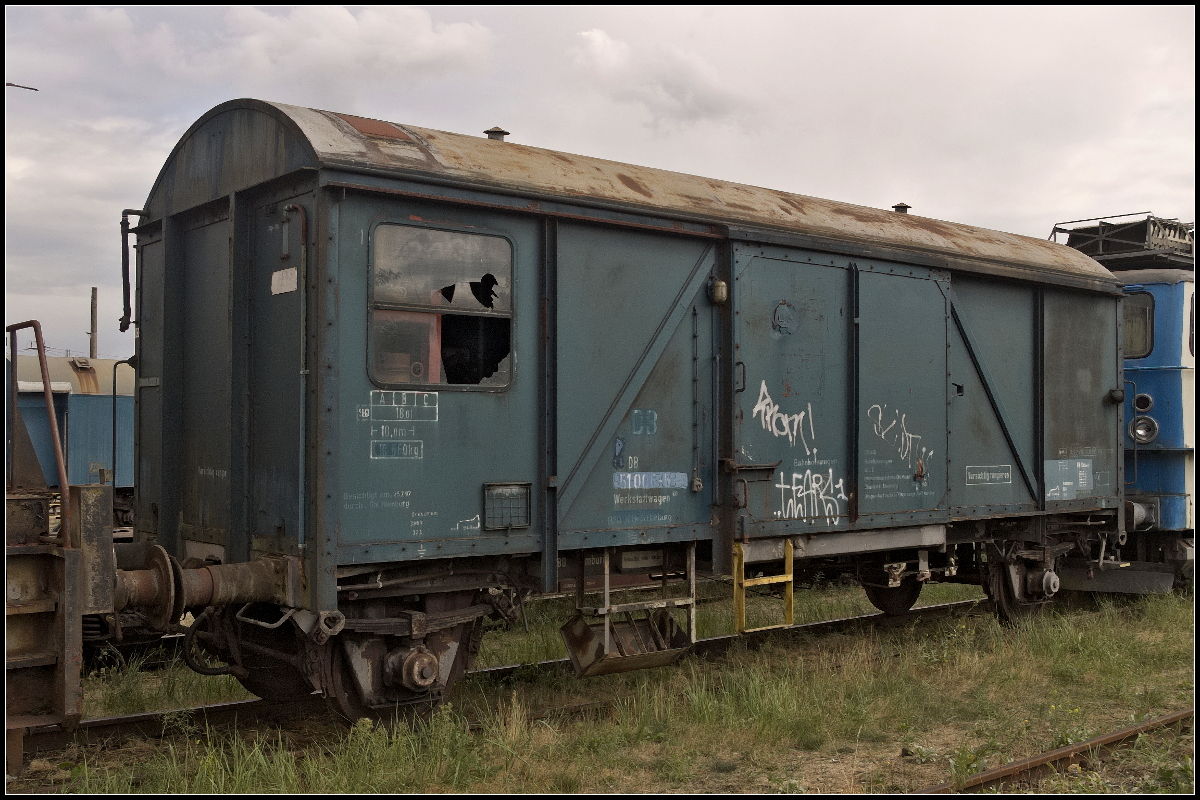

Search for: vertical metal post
xmin=111 ymin=359 xmax=134 ymax=487
xmin=539 ymin=218 xmax=559 ymax=592
xmin=1034 ymin=288 xmax=1046 ymax=510
xmin=733 ymin=542 xmax=746 ymax=634
xmin=8 ymin=330 xmax=16 ymax=489
xmin=574 ymin=551 xmax=585 ymax=609
xmin=285 ymin=203 xmax=309 ymax=549
xmin=660 ymin=546 xmax=669 ymax=598
xmin=602 ymin=548 xmax=611 ymax=656
xmin=158 ymin=214 xmax=184 ymax=556
xmin=687 ymin=541 xmax=696 ymax=644
xmin=783 ymin=539 xmax=794 ymax=626
xmin=89 ymin=287 xmax=98 ymax=359
xmin=691 ymin=306 xmax=700 ymax=488
xmin=847 ymin=263 xmax=861 ymax=523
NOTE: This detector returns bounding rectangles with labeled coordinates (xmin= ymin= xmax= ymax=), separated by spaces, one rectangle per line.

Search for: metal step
xmin=560 ymin=543 xmax=696 ymax=677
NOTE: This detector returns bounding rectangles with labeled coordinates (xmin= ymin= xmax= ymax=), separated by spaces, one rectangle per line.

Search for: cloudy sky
xmin=5 ymin=6 xmax=1194 ymax=359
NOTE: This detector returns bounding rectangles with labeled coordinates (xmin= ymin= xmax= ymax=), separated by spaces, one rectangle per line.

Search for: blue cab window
xmin=1123 ymin=292 xmax=1153 ymax=360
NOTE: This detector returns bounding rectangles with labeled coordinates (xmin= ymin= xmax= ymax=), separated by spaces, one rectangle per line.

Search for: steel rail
xmin=473 ymin=598 xmax=985 ymax=681
xmin=917 ymin=707 xmax=1194 ymax=793
xmin=22 ymin=599 xmax=982 ymax=755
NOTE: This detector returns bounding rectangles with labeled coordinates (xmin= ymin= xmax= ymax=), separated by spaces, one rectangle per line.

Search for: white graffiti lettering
xmin=867 ymin=404 xmax=933 ymax=469
xmin=751 ymin=381 xmax=815 ymax=453
xmin=774 ymin=469 xmax=848 ymax=524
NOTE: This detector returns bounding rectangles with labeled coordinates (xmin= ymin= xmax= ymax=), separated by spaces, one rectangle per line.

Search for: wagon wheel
xmin=984 ymin=543 xmax=1047 ymax=625
xmin=325 ymin=640 xmax=390 ymax=725
xmin=861 ymin=573 xmax=923 ymax=615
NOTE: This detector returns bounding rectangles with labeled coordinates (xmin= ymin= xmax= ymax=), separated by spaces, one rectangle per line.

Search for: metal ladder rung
xmin=741 ymin=574 xmax=791 ymax=588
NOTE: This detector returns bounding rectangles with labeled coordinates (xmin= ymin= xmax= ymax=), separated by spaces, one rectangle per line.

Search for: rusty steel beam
xmin=919 ymin=707 xmax=1194 ymax=793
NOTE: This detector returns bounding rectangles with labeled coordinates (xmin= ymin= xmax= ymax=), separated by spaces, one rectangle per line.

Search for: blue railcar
xmin=117 ymin=100 xmax=1130 ymax=716
xmin=1052 ymin=214 xmax=1194 ymax=591
xmin=6 ymin=356 xmax=135 ymax=522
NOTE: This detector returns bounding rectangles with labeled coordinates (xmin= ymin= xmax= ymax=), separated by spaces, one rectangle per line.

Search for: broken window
xmin=371 ymin=225 xmax=512 ymax=387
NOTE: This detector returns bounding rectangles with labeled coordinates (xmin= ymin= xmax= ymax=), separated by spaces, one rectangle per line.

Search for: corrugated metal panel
xmin=145 ymin=99 xmax=1118 ymax=292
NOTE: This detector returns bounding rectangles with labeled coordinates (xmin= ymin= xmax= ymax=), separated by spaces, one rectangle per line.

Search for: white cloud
xmin=571 ymin=28 xmax=755 ymax=128
xmin=180 ymin=7 xmax=493 ymax=95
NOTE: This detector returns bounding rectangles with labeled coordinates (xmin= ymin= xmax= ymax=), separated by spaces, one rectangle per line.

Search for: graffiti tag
xmin=774 ymin=469 xmax=848 ymax=524
xmin=751 ymin=381 xmax=816 ymax=453
xmin=866 ymin=404 xmax=932 ymax=470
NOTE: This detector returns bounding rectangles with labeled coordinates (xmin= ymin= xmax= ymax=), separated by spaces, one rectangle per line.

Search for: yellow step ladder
xmin=733 ymin=540 xmax=793 ymax=634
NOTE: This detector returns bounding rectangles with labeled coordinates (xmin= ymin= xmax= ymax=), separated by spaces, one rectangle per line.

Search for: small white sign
xmin=965 ymin=465 xmax=1012 ymax=485
xmin=271 ymin=267 xmax=298 ymax=295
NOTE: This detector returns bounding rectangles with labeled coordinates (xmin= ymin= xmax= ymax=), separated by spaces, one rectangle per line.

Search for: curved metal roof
xmin=145 ymin=99 xmax=1119 ymax=291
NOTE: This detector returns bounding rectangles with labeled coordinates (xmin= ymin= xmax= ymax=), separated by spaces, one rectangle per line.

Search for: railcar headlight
xmin=1132 ymin=393 xmax=1154 ymax=412
xmin=1129 ymin=415 xmax=1159 ymax=444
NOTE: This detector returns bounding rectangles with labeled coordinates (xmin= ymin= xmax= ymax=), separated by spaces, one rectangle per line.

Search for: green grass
xmin=63 ymin=586 xmax=1192 ymax=794
xmin=474 ymin=576 xmax=984 ymax=668
xmin=82 ymin=648 xmax=254 ymax=719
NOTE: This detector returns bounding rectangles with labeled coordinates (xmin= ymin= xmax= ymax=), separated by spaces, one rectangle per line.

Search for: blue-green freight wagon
xmin=120 ymin=99 xmax=1125 ymax=716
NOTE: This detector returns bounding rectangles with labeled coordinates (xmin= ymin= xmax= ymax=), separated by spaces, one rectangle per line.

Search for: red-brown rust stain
xmin=74 ymin=364 xmax=100 ymax=394
xmin=724 ymin=201 xmax=756 ymax=212
xmin=616 ymin=173 xmax=654 ymax=198
xmin=778 ymin=195 xmax=809 ymax=214
xmin=333 ymin=113 xmax=412 ymax=141
xmin=411 ymin=214 xmax=474 ymax=228
xmin=833 ymin=204 xmax=893 ymax=225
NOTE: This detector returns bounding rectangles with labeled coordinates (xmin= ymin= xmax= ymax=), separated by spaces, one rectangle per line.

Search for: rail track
xmin=21 ymin=599 xmax=985 ymax=757
xmin=917 ymin=707 xmax=1194 ymax=793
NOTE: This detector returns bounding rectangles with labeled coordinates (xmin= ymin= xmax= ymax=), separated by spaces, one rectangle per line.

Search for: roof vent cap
xmin=484 ymin=127 xmax=510 ymax=142
xmin=892 ymin=203 xmax=911 ymax=214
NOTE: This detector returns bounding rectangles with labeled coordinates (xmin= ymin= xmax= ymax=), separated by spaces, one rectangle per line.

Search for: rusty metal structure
xmin=6 ymin=321 xmax=80 ymax=771
xmin=7 ymin=99 xmax=1141 ymax=739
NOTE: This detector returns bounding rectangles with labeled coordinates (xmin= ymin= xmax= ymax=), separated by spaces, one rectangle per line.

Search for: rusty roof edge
xmin=724 ymin=226 xmax=1125 ymax=295
xmin=258 ymin=101 xmax=1114 ymax=289
xmin=312 ymin=155 xmax=1122 ymax=294
xmin=314 ymin=157 xmax=724 ymax=230
xmin=391 ymin=120 xmax=1112 ymax=280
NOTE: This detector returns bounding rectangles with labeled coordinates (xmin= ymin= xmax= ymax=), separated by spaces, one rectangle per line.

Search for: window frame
xmin=1122 ymin=290 xmax=1155 ymax=360
xmin=367 ymin=219 xmax=517 ymax=392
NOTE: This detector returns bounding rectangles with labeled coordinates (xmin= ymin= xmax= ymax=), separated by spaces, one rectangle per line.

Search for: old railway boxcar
xmin=121 ymin=99 xmax=1125 ymax=716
